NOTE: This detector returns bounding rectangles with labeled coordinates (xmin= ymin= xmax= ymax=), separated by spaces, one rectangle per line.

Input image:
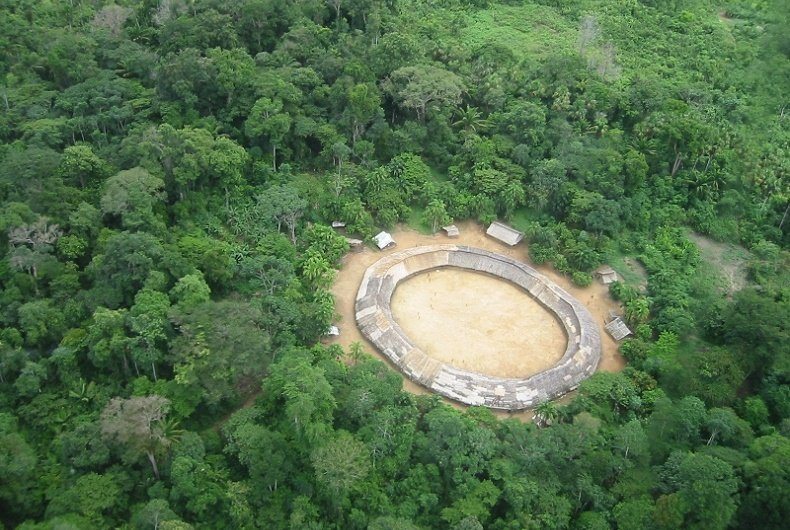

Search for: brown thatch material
xmin=486 ymin=222 xmax=524 ymax=246
xmin=595 ymin=266 xmax=618 ymax=285
xmin=604 ymin=315 xmax=632 ymax=341
xmin=443 ymin=224 xmax=460 ymax=238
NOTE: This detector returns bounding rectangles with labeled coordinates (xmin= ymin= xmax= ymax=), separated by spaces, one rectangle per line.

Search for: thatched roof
xmin=595 ymin=265 xmax=618 ymax=284
xmin=373 ymin=231 xmax=395 ymax=250
xmin=605 ymin=316 xmax=632 ymax=341
xmin=443 ymin=224 xmax=460 ymax=238
xmin=355 ymin=244 xmax=602 ymax=410
xmin=486 ymin=222 xmax=524 ymax=246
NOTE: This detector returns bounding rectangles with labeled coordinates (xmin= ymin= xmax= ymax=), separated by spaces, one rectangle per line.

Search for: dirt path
xmin=326 ymin=221 xmax=625 ymax=416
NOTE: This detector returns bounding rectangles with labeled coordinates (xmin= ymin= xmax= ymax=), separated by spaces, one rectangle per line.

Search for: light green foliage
xmin=422 ymin=199 xmax=451 ymax=233
xmin=64 ymin=473 xmax=121 ymax=522
xmin=128 ymin=288 xmax=171 ymax=380
xmin=100 ymin=167 xmax=165 ymax=232
xmin=58 ymin=144 xmax=109 ymax=189
xmin=302 ymin=224 xmax=349 ymax=265
xmin=658 ymin=451 xmax=739 ymax=530
xmin=0 ymin=0 xmax=787 ymax=528
xmin=17 ymin=299 xmax=65 ymax=348
xmin=170 ymin=272 xmax=211 ymax=309
xmin=262 ymin=353 xmax=337 ymax=445
xmin=310 ymin=430 xmax=371 ymax=499
xmin=255 ymin=185 xmax=307 ymax=243
xmin=384 ymin=66 xmax=464 ymax=122
xmin=176 ymin=232 xmax=234 ymax=286
xmin=246 ymin=97 xmax=292 ymax=169
xmin=461 ymin=4 xmax=578 ymax=60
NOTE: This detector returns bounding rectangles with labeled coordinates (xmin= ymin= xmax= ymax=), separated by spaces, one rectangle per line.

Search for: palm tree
xmin=534 ymin=401 xmax=559 ymax=428
xmin=452 ymin=105 xmax=490 ymax=134
xmin=148 ymin=416 xmax=184 ymax=480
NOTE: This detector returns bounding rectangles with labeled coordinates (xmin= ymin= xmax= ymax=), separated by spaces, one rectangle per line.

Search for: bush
xmin=571 ymin=271 xmax=592 ymax=287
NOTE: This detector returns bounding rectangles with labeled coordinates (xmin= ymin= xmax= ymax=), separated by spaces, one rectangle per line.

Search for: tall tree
xmin=100 ymin=395 xmax=174 ymax=479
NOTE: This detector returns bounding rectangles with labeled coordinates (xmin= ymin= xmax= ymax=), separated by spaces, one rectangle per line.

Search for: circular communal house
xmin=355 ymin=245 xmax=602 ymax=410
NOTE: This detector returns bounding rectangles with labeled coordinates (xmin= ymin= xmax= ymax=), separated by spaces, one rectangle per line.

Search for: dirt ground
xmin=392 ymin=268 xmax=567 ymax=378
xmin=326 ymin=221 xmax=625 ymax=415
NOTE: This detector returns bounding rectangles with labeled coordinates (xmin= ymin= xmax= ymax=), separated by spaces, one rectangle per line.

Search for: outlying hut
xmin=486 ymin=222 xmax=524 ymax=246
xmin=595 ymin=265 xmax=619 ymax=285
xmin=345 ymin=237 xmax=363 ymax=251
xmin=604 ymin=314 xmax=632 ymax=341
xmin=443 ymin=224 xmax=460 ymax=238
xmin=373 ymin=231 xmax=396 ymax=250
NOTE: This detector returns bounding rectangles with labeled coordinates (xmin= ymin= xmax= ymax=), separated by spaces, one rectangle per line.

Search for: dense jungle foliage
xmin=0 ymin=0 xmax=788 ymax=528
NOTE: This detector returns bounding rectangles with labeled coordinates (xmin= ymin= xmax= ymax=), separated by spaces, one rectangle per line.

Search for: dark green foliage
xmin=0 ymin=0 xmax=787 ymax=528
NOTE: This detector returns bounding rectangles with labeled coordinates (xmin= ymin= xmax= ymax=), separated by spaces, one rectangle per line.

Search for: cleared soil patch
xmin=688 ymin=232 xmax=750 ymax=295
xmin=327 ymin=221 xmax=624 ymax=414
xmin=391 ymin=268 xmax=567 ymax=379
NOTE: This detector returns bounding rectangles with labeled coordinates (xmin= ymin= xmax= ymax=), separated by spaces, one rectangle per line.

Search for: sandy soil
xmin=392 ymin=268 xmax=567 ymax=378
xmin=326 ymin=221 xmax=625 ymax=414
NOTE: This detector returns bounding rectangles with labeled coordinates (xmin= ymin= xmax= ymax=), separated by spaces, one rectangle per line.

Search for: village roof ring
xmin=355 ymin=245 xmax=602 ymax=410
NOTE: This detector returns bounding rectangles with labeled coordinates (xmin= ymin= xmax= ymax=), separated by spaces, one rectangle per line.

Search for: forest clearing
xmin=328 ymin=221 xmax=624 ymax=400
xmin=1 ymin=0 xmax=787 ymax=528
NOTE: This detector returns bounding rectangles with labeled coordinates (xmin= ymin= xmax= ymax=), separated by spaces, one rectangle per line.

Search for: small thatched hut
xmin=595 ymin=266 xmax=619 ymax=285
xmin=443 ymin=224 xmax=460 ymax=238
xmin=373 ymin=231 xmax=396 ymax=250
xmin=604 ymin=315 xmax=632 ymax=341
xmin=486 ymin=222 xmax=524 ymax=246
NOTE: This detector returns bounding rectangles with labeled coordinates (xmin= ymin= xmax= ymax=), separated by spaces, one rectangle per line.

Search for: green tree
xmin=62 ymin=473 xmax=121 ymax=524
xmin=169 ymin=300 xmax=272 ymax=408
xmin=58 ymin=144 xmax=110 ymax=189
xmin=88 ymin=231 xmax=165 ymax=307
xmin=100 ymin=168 xmax=165 ymax=232
xmin=17 ymin=299 xmax=66 ymax=348
xmin=310 ymin=430 xmax=371 ymax=501
xmin=255 ymin=185 xmax=307 ymax=243
xmin=246 ymin=97 xmax=292 ymax=170
xmin=422 ymin=198 xmax=451 ymax=233
xmin=131 ymin=499 xmax=180 ymax=530
xmin=534 ymin=401 xmax=559 ymax=428
xmin=100 ymin=395 xmax=174 ymax=479
xmin=657 ymin=451 xmax=739 ymax=530
xmin=385 ymin=65 xmax=464 ymax=122
xmin=0 ymin=413 xmax=39 ymax=522
xmin=128 ymin=288 xmax=171 ymax=381
xmin=738 ymin=434 xmax=790 ymax=529
xmin=170 ymin=272 xmax=211 ymax=309
xmin=346 ymin=83 xmax=382 ymax=145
